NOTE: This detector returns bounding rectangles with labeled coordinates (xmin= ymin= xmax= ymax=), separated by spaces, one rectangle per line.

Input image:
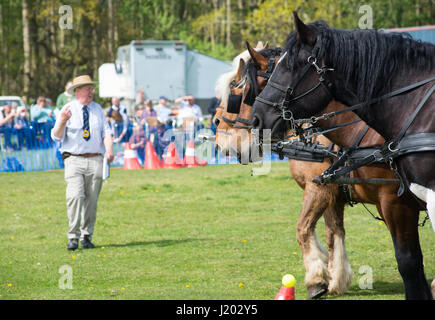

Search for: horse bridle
xmin=232 ymin=54 xmax=281 ymax=130
xmin=254 ymin=39 xmax=334 ymax=129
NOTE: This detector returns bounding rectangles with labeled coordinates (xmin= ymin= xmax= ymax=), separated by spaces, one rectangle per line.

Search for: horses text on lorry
xmin=98 ymin=40 xmax=232 ymax=114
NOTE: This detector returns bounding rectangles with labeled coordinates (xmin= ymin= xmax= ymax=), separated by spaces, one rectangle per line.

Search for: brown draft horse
xmin=215 ymin=43 xmax=431 ymax=299
xmin=214 ymin=47 xmax=351 ymax=298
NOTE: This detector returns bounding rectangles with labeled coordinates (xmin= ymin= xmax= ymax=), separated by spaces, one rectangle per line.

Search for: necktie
xmin=82 ymin=105 xmax=90 ymax=141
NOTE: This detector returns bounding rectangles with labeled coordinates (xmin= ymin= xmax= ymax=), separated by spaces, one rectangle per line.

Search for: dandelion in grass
xmin=239 ymin=282 xmax=244 ymax=287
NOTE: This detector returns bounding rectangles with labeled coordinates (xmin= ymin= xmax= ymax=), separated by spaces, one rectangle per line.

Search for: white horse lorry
xmin=98 ymin=40 xmax=232 ymax=116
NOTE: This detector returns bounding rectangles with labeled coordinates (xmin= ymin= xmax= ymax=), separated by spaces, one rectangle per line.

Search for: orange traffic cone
xmin=274 ymin=275 xmax=296 ymax=300
xmin=183 ymin=140 xmax=208 ymax=167
xmin=163 ymin=142 xmax=183 ymax=169
xmin=123 ymin=142 xmax=142 ymax=170
xmin=274 ymin=286 xmax=295 ymax=300
xmin=144 ymin=141 xmax=162 ymax=170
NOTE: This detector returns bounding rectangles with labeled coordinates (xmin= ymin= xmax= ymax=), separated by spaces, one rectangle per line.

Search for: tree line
xmin=1 ymin=0 xmax=433 ymax=104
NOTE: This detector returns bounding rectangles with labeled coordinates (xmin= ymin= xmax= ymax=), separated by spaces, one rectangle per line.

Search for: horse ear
xmin=236 ymin=58 xmax=245 ymax=79
xmin=293 ymin=11 xmax=316 ymax=46
xmin=246 ymin=41 xmax=268 ymax=68
xmin=264 ymin=41 xmax=269 ymax=49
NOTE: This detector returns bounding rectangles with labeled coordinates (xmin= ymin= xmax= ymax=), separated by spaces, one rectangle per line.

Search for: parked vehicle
xmin=98 ymin=40 xmax=232 ymax=114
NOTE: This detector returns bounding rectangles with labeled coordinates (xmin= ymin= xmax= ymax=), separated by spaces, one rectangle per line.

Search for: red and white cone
xmin=183 ymin=140 xmax=207 ymax=167
xmin=144 ymin=141 xmax=162 ymax=170
xmin=274 ymin=274 xmax=296 ymax=300
xmin=163 ymin=142 xmax=183 ymax=169
xmin=123 ymin=142 xmax=142 ymax=170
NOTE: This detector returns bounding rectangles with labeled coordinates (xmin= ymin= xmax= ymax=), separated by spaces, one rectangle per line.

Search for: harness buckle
xmin=282 ymin=109 xmax=294 ymax=121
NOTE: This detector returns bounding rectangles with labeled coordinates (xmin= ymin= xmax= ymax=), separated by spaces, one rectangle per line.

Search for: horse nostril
xmin=214 ymin=117 xmax=220 ymax=127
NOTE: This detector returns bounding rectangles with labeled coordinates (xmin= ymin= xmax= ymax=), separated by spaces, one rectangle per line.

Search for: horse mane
xmin=285 ymin=21 xmax=435 ymax=100
xmin=245 ymin=47 xmax=284 ymax=96
xmin=215 ymin=49 xmax=253 ymax=105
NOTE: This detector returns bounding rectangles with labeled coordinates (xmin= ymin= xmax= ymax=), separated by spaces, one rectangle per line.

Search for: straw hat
xmin=67 ymin=75 xmax=97 ymax=95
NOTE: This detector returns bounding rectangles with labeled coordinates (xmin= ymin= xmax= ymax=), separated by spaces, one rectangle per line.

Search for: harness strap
xmin=351 ymin=125 xmax=370 ymax=149
xmin=303 ymin=75 xmax=435 ymax=125
xmin=392 ymin=83 xmax=435 ymax=146
xmin=304 ymin=120 xmax=362 ymax=140
xmin=221 ymin=115 xmax=237 ymax=125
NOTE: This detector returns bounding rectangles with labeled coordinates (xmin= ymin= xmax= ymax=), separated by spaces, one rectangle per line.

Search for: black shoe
xmin=66 ymin=239 xmax=79 ymax=251
xmin=81 ymin=235 xmax=95 ymax=249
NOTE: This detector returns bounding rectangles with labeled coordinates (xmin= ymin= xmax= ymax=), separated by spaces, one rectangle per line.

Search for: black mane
xmin=285 ymin=21 xmax=435 ymax=100
xmin=245 ymin=47 xmax=284 ymax=96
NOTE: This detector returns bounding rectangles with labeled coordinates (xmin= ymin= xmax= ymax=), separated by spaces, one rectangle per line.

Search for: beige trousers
xmin=64 ymin=155 xmax=103 ymax=241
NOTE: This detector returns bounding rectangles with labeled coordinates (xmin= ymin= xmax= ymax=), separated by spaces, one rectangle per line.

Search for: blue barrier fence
xmin=0 ymin=121 xmax=283 ymax=173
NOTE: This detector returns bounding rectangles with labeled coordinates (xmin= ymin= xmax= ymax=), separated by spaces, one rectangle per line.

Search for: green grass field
xmin=0 ymin=162 xmax=433 ymax=300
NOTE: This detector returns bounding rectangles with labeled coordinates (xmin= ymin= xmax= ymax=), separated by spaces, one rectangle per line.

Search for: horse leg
xmin=323 ymin=199 xmax=352 ymax=296
xmin=296 ymin=183 xmax=332 ymax=299
xmin=380 ymin=194 xmax=433 ymax=300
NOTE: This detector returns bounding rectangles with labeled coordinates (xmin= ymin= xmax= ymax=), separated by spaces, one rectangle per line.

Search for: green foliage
xmin=0 ymin=0 xmax=433 ymax=101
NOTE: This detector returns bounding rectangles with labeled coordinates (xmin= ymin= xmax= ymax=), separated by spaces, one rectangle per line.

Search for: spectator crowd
xmin=1 ymin=82 xmax=213 ymax=168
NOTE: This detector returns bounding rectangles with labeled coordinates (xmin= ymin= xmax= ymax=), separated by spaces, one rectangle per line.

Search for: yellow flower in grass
xmin=7 ymin=284 xmax=12 ymax=287
xmin=239 ymin=282 xmax=244 ymax=287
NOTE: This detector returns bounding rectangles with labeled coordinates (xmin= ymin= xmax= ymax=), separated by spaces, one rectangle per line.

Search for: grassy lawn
xmin=0 ymin=162 xmax=433 ymax=300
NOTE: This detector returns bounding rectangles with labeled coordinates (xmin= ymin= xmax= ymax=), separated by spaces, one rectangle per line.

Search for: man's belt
xmin=62 ymin=152 xmax=101 ymax=160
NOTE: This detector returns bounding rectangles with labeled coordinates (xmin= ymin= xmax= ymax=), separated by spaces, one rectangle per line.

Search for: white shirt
xmin=51 ymin=99 xmax=112 ymax=155
xmin=177 ymin=101 xmax=203 ymax=120
xmin=154 ymin=104 xmax=171 ymax=123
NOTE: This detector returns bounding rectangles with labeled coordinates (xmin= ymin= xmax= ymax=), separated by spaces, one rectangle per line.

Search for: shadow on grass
xmin=326 ymin=281 xmax=405 ymax=299
xmin=102 ymin=238 xmax=209 ymax=248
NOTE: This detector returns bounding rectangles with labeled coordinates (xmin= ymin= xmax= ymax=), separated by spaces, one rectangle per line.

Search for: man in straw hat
xmin=51 ymin=75 xmax=114 ymax=250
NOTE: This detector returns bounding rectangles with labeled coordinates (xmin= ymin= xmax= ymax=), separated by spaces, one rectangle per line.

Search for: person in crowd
xmin=51 ymin=74 xmax=114 ymax=251
xmin=139 ymin=99 xmax=157 ymax=124
xmin=56 ymin=81 xmax=75 ymax=109
xmin=129 ymin=124 xmax=146 ymax=165
xmin=175 ymin=94 xmax=203 ymax=122
xmin=154 ymin=96 xmax=171 ymax=124
xmin=31 ymin=96 xmax=54 ymax=122
xmin=12 ymin=103 xmax=33 ymax=150
xmin=108 ymin=97 xmax=129 ymax=143
xmin=31 ymin=96 xmax=55 ymax=146
xmin=0 ymin=104 xmax=16 ymax=150
xmin=135 ymin=88 xmax=146 ymax=116
xmin=208 ymin=96 xmax=221 ymax=119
